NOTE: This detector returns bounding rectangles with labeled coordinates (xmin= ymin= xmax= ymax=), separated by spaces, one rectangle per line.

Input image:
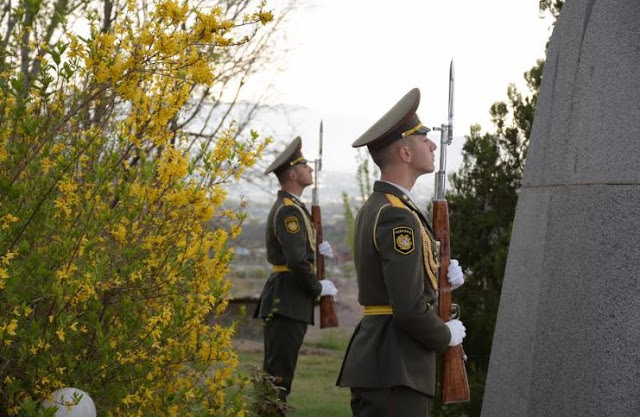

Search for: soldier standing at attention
xmin=336 ymin=88 xmax=466 ymax=417
xmin=254 ymin=136 xmax=338 ymax=414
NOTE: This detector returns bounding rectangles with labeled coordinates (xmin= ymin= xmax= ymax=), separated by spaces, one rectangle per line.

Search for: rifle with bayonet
xmin=312 ymin=120 xmax=339 ymax=328
xmin=433 ymin=60 xmax=471 ymax=403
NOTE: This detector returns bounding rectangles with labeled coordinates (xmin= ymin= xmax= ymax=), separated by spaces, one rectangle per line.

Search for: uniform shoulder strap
xmin=385 ymin=194 xmax=406 ymax=208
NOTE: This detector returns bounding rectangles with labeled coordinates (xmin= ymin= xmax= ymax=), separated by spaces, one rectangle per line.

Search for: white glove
xmin=319 ymin=279 xmax=338 ymax=297
xmin=445 ymin=319 xmax=466 ymax=347
xmin=447 ymin=259 xmax=464 ymax=290
xmin=318 ymin=241 xmax=334 ymax=258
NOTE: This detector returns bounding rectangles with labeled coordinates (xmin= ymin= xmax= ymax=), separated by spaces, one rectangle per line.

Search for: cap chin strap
xmin=289 ymin=156 xmax=306 ymax=166
xmin=401 ymin=123 xmax=429 ymax=137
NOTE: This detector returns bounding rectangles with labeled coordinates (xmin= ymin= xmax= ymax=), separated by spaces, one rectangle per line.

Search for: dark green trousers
xmin=350 ymin=386 xmax=433 ymax=417
xmin=263 ymin=315 xmax=308 ymax=402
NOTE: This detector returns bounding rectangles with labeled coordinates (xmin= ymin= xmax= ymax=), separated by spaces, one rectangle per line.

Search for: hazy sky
xmin=243 ymin=0 xmax=554 ymax=196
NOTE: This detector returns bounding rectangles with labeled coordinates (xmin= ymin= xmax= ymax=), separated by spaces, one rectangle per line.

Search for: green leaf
xmin=21 ymin=117 xmax=39 ymax=136
xmin=48 ymin=48 xmax=61 ymax=66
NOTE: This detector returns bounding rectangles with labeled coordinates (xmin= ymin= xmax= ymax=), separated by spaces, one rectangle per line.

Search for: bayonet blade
xmin=318 ymin=119 xmax=323 ymax=172
xmin=312 ymin=120 xmax=323 ymax=206
xmin=447 ymin=60 xmax=455 ymax=145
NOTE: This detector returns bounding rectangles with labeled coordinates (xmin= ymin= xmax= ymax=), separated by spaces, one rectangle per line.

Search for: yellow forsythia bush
xmin=0 ymin=0 xmax=273 ymax=415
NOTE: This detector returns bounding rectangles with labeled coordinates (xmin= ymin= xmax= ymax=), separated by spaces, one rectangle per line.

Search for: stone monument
xmin=481 ymin=1 xmax=640 ymax=416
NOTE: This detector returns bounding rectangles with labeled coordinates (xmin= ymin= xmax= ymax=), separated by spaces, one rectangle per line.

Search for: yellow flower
xmin=67 ymin=36 xmax=86 ymax=60
xmin=41 ymin=156 xmax=53 ymax=174
xmin=4 ymin=319 xmax=18 ymax=336
xmin=1 ymin=214 xmax=19 ymax=230
xmin=0 ymin=268 xmax=8 ymax=290
xmin=1 ymin=252 xmax=16 ymax=265
xmin=110 ymin=224 xmax=127 ymax=244
xmin=156 ymin=0 xmax=189 ymax=25
xmin=189 ymin=60 xmax=214 ymax=85
xmin=55 ymin=329 xmax=65 ymax=341
xmin=256 ymin=10 xmax=274 ymax=25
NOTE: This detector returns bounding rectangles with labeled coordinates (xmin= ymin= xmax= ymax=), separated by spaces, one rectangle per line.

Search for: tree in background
xmin=0 ymin=0 xmax=279 ymax=415
xmin=539 ymin=0 xmax=564 ymax=19
xmin=341 ymin=149 xmax=377 ymax=252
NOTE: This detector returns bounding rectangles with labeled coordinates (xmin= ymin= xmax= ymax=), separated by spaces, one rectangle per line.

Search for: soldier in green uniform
xmin=336 ymin=88 xmax=466 ymax=417
xmin=254 ymin=136 xmax=338 ymax=413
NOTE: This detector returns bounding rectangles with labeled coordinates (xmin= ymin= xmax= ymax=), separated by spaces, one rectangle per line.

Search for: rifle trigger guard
xmin=451 ymin=303 xmax=461 ymax=320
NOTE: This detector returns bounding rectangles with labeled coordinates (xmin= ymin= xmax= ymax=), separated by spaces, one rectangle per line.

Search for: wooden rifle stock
xmin=433 ymin=199 xmax=470 ymax=403
xmin=312 ymin=204 xmax=338 ymax=328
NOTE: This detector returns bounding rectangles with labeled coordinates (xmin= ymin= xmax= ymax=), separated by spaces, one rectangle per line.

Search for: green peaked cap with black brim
xmin=263 ymin=136 xmax=308 ymax=175
xmin=351 ymin=88 xmax=430 ymax=150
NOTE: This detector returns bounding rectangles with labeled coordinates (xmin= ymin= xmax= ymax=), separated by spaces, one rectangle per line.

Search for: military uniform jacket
xmin=337 ymin=181 xmax=451 ymax=396
xmin=254 ymin=190 xmax=322 ymax=324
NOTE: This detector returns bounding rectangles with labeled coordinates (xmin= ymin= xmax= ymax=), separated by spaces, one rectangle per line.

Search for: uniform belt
xmin=363 ymin=305 xmax=393 ymax=315
xmin=271 ymin=263 xmax=315 ymax=273
xmin=272 ymin=264 xmax=291 ymax=272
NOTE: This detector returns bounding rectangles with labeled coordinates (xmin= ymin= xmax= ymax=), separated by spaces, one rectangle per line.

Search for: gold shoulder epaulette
xmin=385 ymin=194 xmax=407 ymax=208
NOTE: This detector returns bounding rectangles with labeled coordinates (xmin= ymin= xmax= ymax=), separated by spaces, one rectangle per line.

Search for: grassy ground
xmin=238 ymin=329 xmax=353 ymax=417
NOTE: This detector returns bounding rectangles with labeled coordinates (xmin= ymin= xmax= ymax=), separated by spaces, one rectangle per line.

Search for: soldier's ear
xmin=397 ymin=140 xmax=412 ymax=163
xmin=276 ymin=166 xmax=296 ymax=185
xmin=283 ymin=166 xmax=300 ymax=184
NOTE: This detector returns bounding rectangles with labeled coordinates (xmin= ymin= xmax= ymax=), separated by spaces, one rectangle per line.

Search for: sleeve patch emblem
xmin=393 ymin=227 xmax=415 ymax=255
xmin=284 ymin=216 xmax=300 ymax=233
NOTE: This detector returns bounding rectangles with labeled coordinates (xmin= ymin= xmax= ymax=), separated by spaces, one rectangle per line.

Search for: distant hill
xmin=191 ymin=100 xmax=440 ymax=233
xmin=225 ymin=168 xmax=436 ymax=224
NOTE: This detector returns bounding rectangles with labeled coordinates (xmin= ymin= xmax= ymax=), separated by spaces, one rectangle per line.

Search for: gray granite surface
xmin=481 ymin=1 xmax=640 ymax=416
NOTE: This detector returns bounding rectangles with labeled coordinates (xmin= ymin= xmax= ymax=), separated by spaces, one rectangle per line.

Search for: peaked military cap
xmin=264 ymin=136 xmax=308 ymax=175
xmin=352 ymin=88 xmax=430 ymax=150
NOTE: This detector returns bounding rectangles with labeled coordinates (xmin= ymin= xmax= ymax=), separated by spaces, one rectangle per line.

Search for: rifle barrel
xmin=434 ymin=59 xmax=470 ymax=404
xmin=312 ymin=119 xmax=338 ymax=329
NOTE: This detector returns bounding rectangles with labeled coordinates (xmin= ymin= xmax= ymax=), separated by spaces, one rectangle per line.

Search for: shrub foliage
xmin=0 ymin=0 xmax=273 ymax=415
